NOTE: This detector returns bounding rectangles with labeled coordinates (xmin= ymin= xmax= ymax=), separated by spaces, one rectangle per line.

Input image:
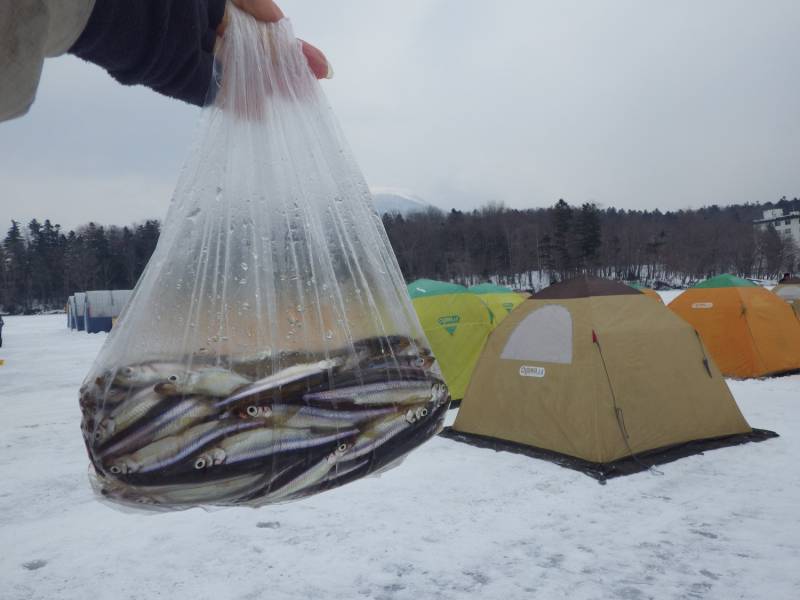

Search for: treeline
xmin=383 ymin=197 xmax=800 ymax=288
xmin=2 ymin=197 xmax=798 ymax=312
xmin=0 ymin=219 xmax=160 ymax=313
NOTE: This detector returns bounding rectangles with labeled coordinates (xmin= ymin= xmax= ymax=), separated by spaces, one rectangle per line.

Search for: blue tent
xmin=73 ymin=292 xmax=87 ymax=331
xmin=84 ymin=290 xmax=132 ymax=333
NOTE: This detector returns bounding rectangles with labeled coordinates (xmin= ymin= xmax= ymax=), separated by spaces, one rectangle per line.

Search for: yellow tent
xmin=408 ymin=279 xmax=493 ymax=401
xmin=468 ymin=283 xmax=527 ymax=328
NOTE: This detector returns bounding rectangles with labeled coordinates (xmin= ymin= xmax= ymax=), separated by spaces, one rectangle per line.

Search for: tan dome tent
xmin=443 ymin=276 xmax=774 ymax=481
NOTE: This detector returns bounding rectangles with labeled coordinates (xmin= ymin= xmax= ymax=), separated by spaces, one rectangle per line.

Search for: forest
xmin=1 ymin=197 xmax=798 ymax=313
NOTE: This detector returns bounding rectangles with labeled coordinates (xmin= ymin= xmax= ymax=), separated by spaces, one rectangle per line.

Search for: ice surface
xmin=1 ymin=315 xmax=798 ymax=600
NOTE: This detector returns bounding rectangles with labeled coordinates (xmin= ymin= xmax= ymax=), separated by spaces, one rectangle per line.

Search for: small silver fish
xmin=99 ymin=397 xmax=217 ymax=458
xmin=113 ymin=362 xmax=188 ymax=388
xmin=257 ymin=441 xmax=354 ymax=503
xmin=343 ymin=411 xmax=416 ymax=462
xmin=93 ymin=386 xmax=163 ymax=445
xmin=216 ymin=359 xmax=340 ymax=408
xmin=155 ymin=367 xmax=252 ymax=398
xmin=237 ymin=404 xmax=397 ymax=430
xmin=320 ymin=459 xmax=369 ymax=484
xmin=102 ymin=472 xmax=268 ymax=507
xmin=193 ymin=427 xmax=357 ymax=470
xmin=304 ymin=380 xmax=434 ymax=406
xmin=108 ymin=421 xmax=257 ymax=475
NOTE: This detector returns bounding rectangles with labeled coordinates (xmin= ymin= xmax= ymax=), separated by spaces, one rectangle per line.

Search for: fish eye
xmin=420 ymin=408 xmax=428 ymax=417
xmin=337 ymin=443 xmax=348 ymax=452
xmin=415 ymin=358 xmax=425 ymax=367
xmin=168 ymin=374 xmax=179 ymax=382
xmin=122 ymin=367 xmax=134 ymax=375
xmin=94 ymin=432 xmax=102 ymax=440
xmin=194 ymin=458 xmax=207 ymax=470
xmin=109 ymin=465 xmax=121 ymax=474
xmin=246 ymin=406 xmax=259 ymax=417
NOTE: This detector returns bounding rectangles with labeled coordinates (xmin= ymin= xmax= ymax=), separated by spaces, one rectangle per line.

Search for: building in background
xmin=753 ymin=208 xmax=800 ymax=246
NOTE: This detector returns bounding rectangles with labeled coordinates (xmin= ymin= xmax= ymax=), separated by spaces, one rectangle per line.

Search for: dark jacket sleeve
xmin=70 ymin=0 xmax=227 ymax=106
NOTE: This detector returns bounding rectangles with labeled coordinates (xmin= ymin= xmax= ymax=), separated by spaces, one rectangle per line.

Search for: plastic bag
xmin=79 ymin=8 xmax=448 ymax=511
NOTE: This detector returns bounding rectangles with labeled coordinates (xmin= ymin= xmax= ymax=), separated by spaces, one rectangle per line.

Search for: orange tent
xmin=669 ymin=274 xmax=800 ymax=378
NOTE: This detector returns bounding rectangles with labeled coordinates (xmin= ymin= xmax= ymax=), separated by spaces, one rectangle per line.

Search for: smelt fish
xmin=155 ymin=367 xmax=252 ymax=398
xmin=103 ymin=472 xmax=267 ymax=507
xmin=238 ymin=404 xmax=397 ymax=430
xmin=108 ymin=420 xmax=257 ymax=475
xmin=216 ymin=359 xmax=340 ymax=408
xmin=304 ymin=380 xmax=433 ymax=406
xmin=258 ymin=442 xmax=353 ymax=502
xmin=100 ymin=397 xmax=217 ymax=458
xmin=113 ymin=362 xmax=188 ymax=388
xmin=94 ymin=386 xmax=163 ymax=444
xmin=193 ymin=427 xmax=357 ymax=470
xmin=343 ymin=411 xmax=417 ymax=462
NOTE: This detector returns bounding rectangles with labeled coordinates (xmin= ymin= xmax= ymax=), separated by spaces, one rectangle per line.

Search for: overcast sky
xmin=1 ymin=0 xmax=799 ymax=231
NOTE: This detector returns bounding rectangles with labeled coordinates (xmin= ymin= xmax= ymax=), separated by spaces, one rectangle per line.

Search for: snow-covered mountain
xmin=370 ymin=188 xmax=432 ymax=216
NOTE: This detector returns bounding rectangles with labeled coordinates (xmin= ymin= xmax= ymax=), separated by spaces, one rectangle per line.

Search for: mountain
xmin=370 ymin=188 xmax=432 ymax=216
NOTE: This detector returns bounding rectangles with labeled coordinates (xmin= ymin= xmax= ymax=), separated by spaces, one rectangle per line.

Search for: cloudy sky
xmin=1 ymin=0 xmax=799 ymax=230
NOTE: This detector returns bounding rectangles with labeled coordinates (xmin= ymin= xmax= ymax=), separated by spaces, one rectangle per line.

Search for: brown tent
xmin=445 ymin=276 xmax=772 ymax=480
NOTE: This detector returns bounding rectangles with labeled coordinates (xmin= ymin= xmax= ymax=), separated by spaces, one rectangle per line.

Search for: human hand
xmin=219 ymin=0 xmax=332 ymax=79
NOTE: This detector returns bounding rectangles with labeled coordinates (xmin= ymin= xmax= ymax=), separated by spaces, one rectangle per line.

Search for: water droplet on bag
xmin=325 ymin=330 xmax=334 ymax=340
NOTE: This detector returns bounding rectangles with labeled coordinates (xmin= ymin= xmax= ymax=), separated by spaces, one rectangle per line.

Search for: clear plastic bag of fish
xmin=78 ymin=8 xmax=449 ymax=512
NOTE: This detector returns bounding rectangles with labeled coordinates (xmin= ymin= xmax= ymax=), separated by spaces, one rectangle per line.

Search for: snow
xmin=1 ymin=315 xmax=799 ymax=600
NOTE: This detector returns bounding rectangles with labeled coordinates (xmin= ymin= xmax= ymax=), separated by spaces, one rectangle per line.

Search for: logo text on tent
xmin=519 ymin=365 xmax=546 ymax=378
xmin=502 ymin=302 xmax=514 ymax=313
xmin=692 ymin=302 xmax=714 ymax=309
xmin=437 ymin=315 xmax=460 ymax=335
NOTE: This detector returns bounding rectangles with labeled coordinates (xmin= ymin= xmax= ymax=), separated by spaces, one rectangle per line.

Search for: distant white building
xmin=753 ymin=208 xmax=800 ymax=246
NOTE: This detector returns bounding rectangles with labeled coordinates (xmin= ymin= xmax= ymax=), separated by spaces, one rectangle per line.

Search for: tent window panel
xmin=500 ymin=305 xmax=573 ymax=364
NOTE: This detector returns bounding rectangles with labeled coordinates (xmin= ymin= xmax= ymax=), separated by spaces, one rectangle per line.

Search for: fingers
xmin=232 ymin=0 xmax=285 ymax=23
xmin=300 ymin=40 xmax=333 ymax=80
xmin=219 ymin=2 xmax=333 ymax=80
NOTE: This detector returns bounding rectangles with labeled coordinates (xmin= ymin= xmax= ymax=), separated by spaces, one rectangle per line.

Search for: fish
xmin=256 ymin=441 xmax=354 ymax=503
xmin=320 ymin=459 xmax=369 ymax=484
xmin=236 ymin=404 xmax=397 ymax=430
xmin=154 ymin=367 xmax=252 ymax=398
xmin=108 ymin=420 xmax=258 ymax=475
xmin=215 ymin=359 xmax=340 ymax=409
xmin=304 ymin=380 xmax=434 ymax=406
xmin=364 ymin=354 xmax=436 ymax=372
xmin=343 ymin=411 xmax=417 ymax=462
xmin=101 ymin=472 xmax=267 ymax=507
xmin=93 ymin=386 xmax=164 ymax=444
xmin=99 ymin=397 xmax=218 ymax=458
xmin=113 ymin=362 xmax=188 ymax=388
xmin=192 ymin=427 xmax=357 ymax=470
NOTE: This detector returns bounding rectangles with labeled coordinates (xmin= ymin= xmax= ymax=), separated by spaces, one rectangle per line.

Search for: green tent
xmin=468 ymin=283 xmax=527 ymax=328
xmin=408 ymin=279 xmax=494 ymax=400
xmin=693 ymin=274 xmax=758 ymax=289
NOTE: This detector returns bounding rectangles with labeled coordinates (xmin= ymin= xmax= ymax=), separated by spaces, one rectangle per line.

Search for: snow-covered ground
xmin=1 ymin=314 xmax=798 ymax=600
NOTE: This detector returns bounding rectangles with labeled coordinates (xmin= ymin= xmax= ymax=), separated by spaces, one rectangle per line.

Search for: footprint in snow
xmin=22 ymin=559 xmax=47 ymax=571
xmin=256 ymin=521 xmax=280 ymax=529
